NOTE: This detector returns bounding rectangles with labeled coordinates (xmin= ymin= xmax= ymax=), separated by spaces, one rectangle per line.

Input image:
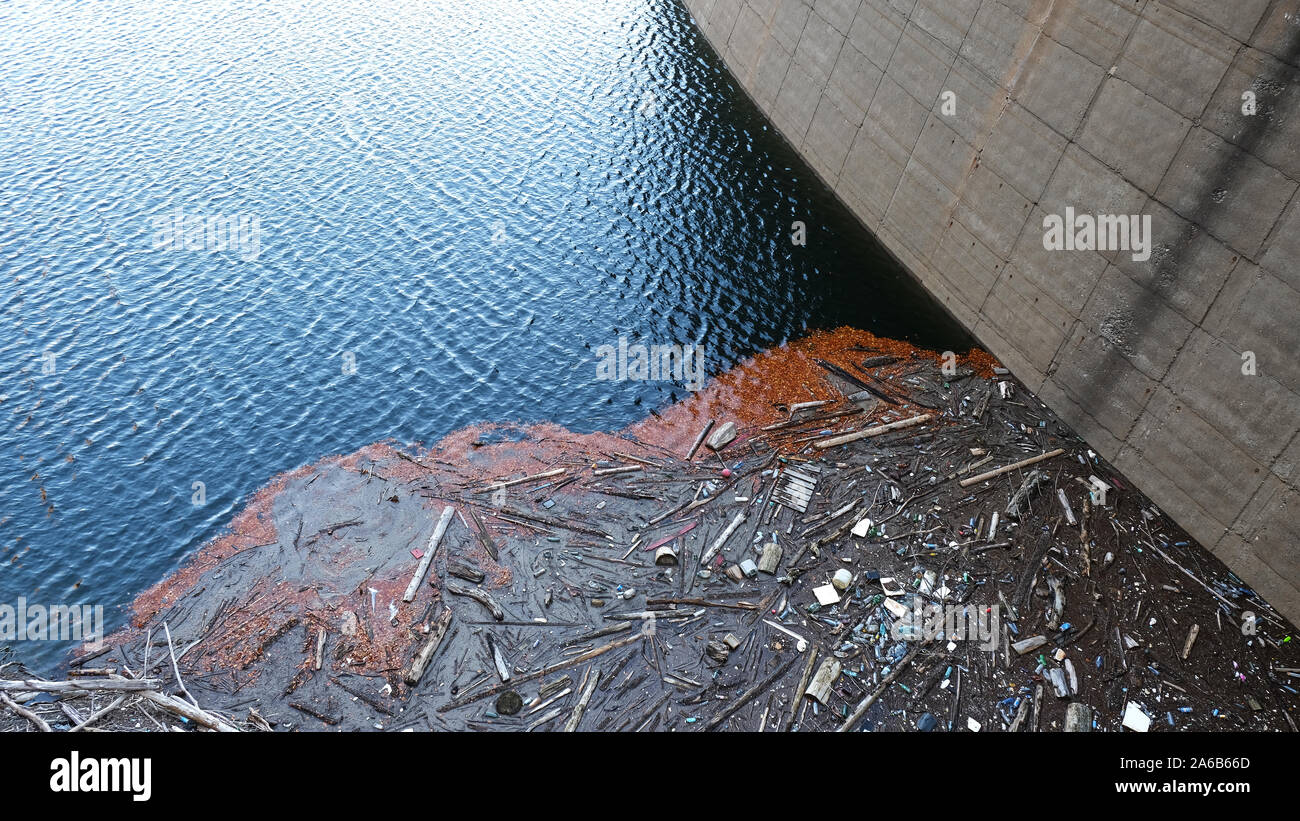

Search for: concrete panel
xmin=803 ymin=93 xmax=861 ymax=180
xmin=1043 ymin=0 xmax=1144 ymax=68
xmin=794 ymin=8 xmax=848 ymax=87
xmin=1157 ymin=127 xmax=1298 ymax=257
xmin=1164 ymin=329 xmax=1300 ymax=462
xmin=1079 ymin=263 xmax=1195 ymax=381
xmin=814 ymin=0 xmax=861 ymax=35
xmin=940 ymin=55 xmax=1007 ymax=150
xmin=1125 ymin=386 xmax=1265 ymax=525
xmin=1201 ymin=257 xmax=1263 ymax=338
xmin=749 ymin=35 xmax=795 ymax=111
xmin=1259 ymin=193 xmax=1300 ymax=293
xmin=772 ymin=59 xmax=824 ymax=141
xmin=1202 ymin=46 xmax=1300 ymax=183
xmin=770 ymin=0 xmax=814 ymax=54
xmin=1250 ymin=1 xmax=1300 ymax=64
xmin=825 ymin=39 xmax=883 ymax=119
xmin=910 ymin=0 xmax=981 ymax=53
xmin=1231 ymin=475 xmax=1300 ymax=589
xmin=1116 ymin=2 xmax=1236 ymax=118
xmin=886 ymin=20 xmax=957 ymax=106
xmin=1077 ymin=77 xmax=1192 ymax=195
xmin=953 ymin=160 xmax=1034 ymax=258
xmin=1047 ymin=324 xmax=1159 ymax=443
xmin=1009 ymin=207 xmax=1109 ymax=315
xmin=1113 ymin=444 xmax=1233 ymax=548
xmin=1213 ymin=532 xmax=1299 ymax=623
xmin=911 ymin=111 xmax=976 ymax=193
xmin=866 ymin=72 xmax=931 ymax=154
xmin=746 ymin=0 xmax=782 ymax=25
xmin=1041 ymin=144 xmax=1149 ymax=230
xmin=884 ymin=155 xmax=958 ymax=258
xmin=1207 ymin=268 xmax=1300 ymax=396
xmin=959 ymin=0 xmax=1031 ymax=87
xmin=838 ymin=116 xmax=909 ymax=224
xmin=1157 ymin=0 xmax=1270 ymax=43
xmin=1111 ymin=196 xmax=1239 ymax=323
xmin=1014 ymin=36 xmax=1107 ymax=138
xmin=977 ymin=264 xmax=1075 ymax=374
xmin=1038 ymin=373 xmax=1127 ymax=457
xmin=847 ymin=0 xmax=907 ymax=71
xmin=1274 ymin=432 xmax=1300 ymax=487
xmin=929 ymin=217 xmax=1004 ymax=310
xmin=708 ymin=0 xmax=746 ymax=43
xmin=981 ymin=103 xmax=1069 ymax=202
xmin=726 ymin=4 xmax=769 ymax=81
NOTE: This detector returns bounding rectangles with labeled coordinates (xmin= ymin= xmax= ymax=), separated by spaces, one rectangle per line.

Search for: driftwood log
xmin=403 ymin=607 xmax=454 ymax=685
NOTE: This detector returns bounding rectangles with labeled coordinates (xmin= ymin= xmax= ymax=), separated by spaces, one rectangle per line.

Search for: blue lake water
xmin=0 ymin=0 xmax=971 ymax=671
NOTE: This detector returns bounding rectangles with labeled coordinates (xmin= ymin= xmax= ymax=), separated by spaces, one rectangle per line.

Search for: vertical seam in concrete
xmin=1269 ymin=426 xmax=1300 ymax=493
xmin=1059 ymin=0 xmax=1146 ymax=314
xmin=1223 ymin=464 xmax=1272 ymax=549
xmin=968 ymin=0 xmax=1072 ymax=363
xmin=851 ymin=0 xmax=891 ymax=145
xmin=936 ymin=0 xmax=1024 ymax=316
xmin=873 ymin=0 xmax=926 ymax=230
xmin=801 ymin=7 xmax=849 ymax=162
xmin=780 ymin=1 xmax=817 ymax=144
xmin=762 ymin=2 xmax=801 ymax=128
xmin=829 ymin=1 xmax=871 ymax=182
xmin=1254 ymin=184 xmax=1299 ymax=267
xmin=721 ymin=0 xmax=748 ymax=70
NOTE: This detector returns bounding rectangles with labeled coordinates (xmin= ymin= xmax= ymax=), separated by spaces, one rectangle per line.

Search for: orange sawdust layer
xmin=111 ymin=327 xmax=996 ymax=687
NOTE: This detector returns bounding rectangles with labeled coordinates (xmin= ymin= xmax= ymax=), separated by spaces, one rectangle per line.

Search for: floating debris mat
xmin=772 ymin=465 xmax=819 ymax=513
xmin=49 ymin=326 xmax=1297 ymax=735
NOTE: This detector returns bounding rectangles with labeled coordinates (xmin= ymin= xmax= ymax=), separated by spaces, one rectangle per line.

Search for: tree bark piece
xmin=403 ymin=608 xmax=454 ymax=685
xmin=446 ymin=581 xmax=505 ymax=621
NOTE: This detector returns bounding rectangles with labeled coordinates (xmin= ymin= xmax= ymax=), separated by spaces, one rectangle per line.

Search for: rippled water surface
xmin=0 ymin=0 xmax=972 ymax=669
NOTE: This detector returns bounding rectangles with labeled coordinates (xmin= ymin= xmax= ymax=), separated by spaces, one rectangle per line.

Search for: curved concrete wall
xmin=683 ymin=0 xmax=1300 ymax=619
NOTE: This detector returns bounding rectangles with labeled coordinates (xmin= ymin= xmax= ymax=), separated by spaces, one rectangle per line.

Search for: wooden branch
xmin=69 ymin=695 xmax=127 ymax=732
xmin=704 ymin=654 xmax=799 ymax=730
xmin=403 ymin=608 xmax=454 ymax=685
xmin=811 ymin=413 xmax=933 ymax=450
xmin=699 ymin=511 xmax=746 ymax=566
xmin=446 ymin=582 xmax=505 ymax=621
xmin=686 ymin=420 xmax=715 ymax=460
xmin=784 ymin=646 xmax=819 ymax=732
xmin=837 ymin=642 xmax=924 ymax=732
xmin=0 ymin=678 xmax=162 ymax=693
xmin=1 ymin=691 xmax=51 ymax=731
xmin=137 ymin=688 xmax=240 ymax=732
xmin=439 ymin=632 xmax=643 ymax=712
xmin=402 ymin=506 xmax=456 ymax=603
xmin=163 ymin=622 xmax=198 ymax=708
xmin=563 ymin=668 xmax=601 ymax=731
xmin=958 ymin=449 xmax=1065 ymax=487
xmin=591 ymin=465 xmax=642 ymax=477
xmin=484 ymin=468 xmax=565 ymax=492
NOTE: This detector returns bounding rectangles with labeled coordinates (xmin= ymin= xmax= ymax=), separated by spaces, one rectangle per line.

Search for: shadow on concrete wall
xmin=1077 ymin=23 xmax=1300 ymax=430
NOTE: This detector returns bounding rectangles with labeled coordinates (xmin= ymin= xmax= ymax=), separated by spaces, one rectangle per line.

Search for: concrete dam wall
xmin=682 ymin=0 xmax=1300 ymax=619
